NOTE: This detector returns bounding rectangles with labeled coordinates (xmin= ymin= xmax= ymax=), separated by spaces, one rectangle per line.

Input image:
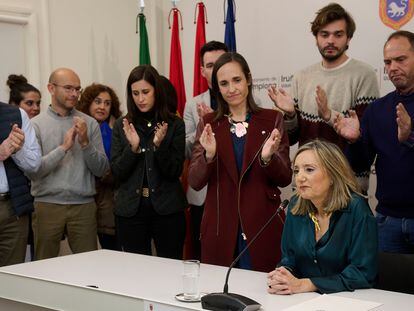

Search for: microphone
xmin=201 ymin=199 xmax=289 ymax=311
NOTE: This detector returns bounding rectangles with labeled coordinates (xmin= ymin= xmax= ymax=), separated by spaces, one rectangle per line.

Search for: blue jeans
xmin=376 ymin=211 xmax=414 ymax=253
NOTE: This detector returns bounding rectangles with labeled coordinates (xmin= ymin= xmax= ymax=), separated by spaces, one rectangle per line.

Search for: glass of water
xmin=182 ymin=260 xmax=200 ymax=300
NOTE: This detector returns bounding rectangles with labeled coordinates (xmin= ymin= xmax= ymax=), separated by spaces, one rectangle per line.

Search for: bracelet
xmin=260 ymin=155 xmax=272 ymax=166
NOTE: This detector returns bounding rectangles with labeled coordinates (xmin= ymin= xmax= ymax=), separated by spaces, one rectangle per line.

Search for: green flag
xmin=139 ymin=13 xmax=151 ymax=65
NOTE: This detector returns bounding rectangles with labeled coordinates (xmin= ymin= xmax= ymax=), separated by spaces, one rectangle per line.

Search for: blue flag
xmin=224 ymin=0 xmax=236 ymax=52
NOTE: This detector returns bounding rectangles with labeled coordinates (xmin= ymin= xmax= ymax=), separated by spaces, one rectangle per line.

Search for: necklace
xmin=227 ymin=113 xmax=250 ymax=138
xmin=308 ymin=211 xmax=330 ymax=232
xmin=308 ymin=212 xmax=321 ymax=231
xmin=142 ymin=118 xmax=153 ymax=128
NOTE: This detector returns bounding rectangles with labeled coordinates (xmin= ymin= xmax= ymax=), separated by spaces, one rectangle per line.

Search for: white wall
xmin=0 ymin=0 xmax=158 ymax=112
xmin=0 ymin=0 xmax=50 ymax=102
xmin=1 ymin=0 xmax=413 ymax=108
xmin=47 ymin=0 xmax=149 ymax=112
xmin=159 ymin=0 xmax=414 ymax=107
xmin=1 ymin=0 xmax=413 ymax=206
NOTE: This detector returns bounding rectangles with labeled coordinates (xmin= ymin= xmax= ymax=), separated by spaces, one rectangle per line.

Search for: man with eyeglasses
xmin=27 ymin=68 xmax=109 ymax=260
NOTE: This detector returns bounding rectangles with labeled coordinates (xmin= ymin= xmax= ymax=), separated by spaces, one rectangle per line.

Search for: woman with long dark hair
xmin=189 ymin=52 xmax=292 ymax=272
xmin=111 ymin=65 xmax=186 ymax=259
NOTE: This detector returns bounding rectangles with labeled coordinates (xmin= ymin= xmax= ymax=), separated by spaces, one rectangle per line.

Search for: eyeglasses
xmin=52 ymin=83 xmax=82 ymax=94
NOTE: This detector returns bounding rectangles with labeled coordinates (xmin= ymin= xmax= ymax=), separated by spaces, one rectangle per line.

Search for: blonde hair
xmin=291 ymin=140 xmax=361 ymax=215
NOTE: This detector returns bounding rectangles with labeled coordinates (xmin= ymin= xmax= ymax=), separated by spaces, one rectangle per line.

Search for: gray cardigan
xmin=28 ymin=106 xmax=109 ymax=204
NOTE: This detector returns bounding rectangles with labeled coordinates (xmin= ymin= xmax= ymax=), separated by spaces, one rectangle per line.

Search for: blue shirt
xmin=100 ymin=121 xmax=112 ymax=160
xmin=279 ymin=194 xmax=378 ymax=294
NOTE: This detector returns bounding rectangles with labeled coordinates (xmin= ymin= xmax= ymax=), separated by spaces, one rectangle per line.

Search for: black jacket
xmin=111 ymin=115 xmax=187 ymax=217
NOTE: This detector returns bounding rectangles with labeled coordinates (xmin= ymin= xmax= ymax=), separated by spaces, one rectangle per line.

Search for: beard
xmin=390 ymin=75 xmax=410 ymax=93
xmin=318 ymin=44 xmax=348 ymax=62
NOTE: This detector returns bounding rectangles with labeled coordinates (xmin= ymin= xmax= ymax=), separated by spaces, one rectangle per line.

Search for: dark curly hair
xmin=311 ymin=3 xmax=356 ymax=39
xmin=77 ymin=83 xmax=122 ymax=121
xmin=7 ymin=74 xmax=41 ymax=106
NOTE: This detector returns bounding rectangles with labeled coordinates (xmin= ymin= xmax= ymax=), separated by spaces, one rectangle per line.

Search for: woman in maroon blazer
xmin=188 ymin=52 xmax=291 ymax=272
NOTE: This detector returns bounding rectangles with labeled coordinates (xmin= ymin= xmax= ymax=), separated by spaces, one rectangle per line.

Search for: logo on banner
xmin=380 ymin=0 xmax=414 ymax=29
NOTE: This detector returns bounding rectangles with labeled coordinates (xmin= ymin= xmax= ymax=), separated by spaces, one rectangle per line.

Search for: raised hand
xmin=199 ymin=123 xmax=216 ymax=161
xmin=61 ymin=126 xmax=76 ymax=152
xmin=315 ymin=85 xmax=331 ymax=122
xmin=196 ymin=102 xmax=213 ymax=118
xmin=267 ymin=85 xmax=295 ymax=117
xmin=261 ymin=128 xmax=281 ymax=163
xmin=8 ymin=124 xmax=25 ymax=153
xmin=122 ymin=118 xmax=140 ymax=153
xmin=396 ymin=103 xmax=412 ymax=142
xmin=0 ymin=124 xmax=25 ymax=160
xmin=334 ymin=110 xmax=360 ymax=143
xmin=153 ymin=122 xmax=168 ymax=147
xmin=73 ymin=116 xmax=89 ymax=148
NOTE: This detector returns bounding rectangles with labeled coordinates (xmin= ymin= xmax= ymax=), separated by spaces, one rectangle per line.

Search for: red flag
xmin=193 ymin=2 xmax=208 ymax=97
xmin=169 ymin=8 xmax=186 ymax=117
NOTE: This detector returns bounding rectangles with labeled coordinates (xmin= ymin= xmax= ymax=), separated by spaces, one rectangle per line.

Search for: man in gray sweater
xmin=28 ymin=68 xmax=109 ymax=260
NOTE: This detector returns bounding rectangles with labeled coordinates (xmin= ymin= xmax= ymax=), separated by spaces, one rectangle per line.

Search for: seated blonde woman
xmin=268 ymin=140 xmax=377 ymax=294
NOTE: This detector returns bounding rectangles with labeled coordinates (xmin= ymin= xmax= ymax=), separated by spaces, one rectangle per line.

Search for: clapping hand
xmin=153 ymin=122 xmax=168 ymax=148
xmin=122 ymin=118 xmax=140 ymax=153
xmin=396 ymin=103 xmax=412 ymax=142
xmin=0 ymin=124 xmax=25 ymax=160
xmin=333 ymin=110 xmax=360 ymax=142
xmin=199 ymin=123 xmax=216 ymax=161
xmin=315 ymin=85 xmax=331 ymax=122
xmin=196 ymin=102 xmax=213 ymax=118
xmin=73 ymin=116 xmax=89 ymax=148
xmin=261 ymin=128 xmax=281 ymax=163
xmin=268 ymin=85 xmax=295 ymax=117
xmin=61 ymin=126 xmax=76 ymax=152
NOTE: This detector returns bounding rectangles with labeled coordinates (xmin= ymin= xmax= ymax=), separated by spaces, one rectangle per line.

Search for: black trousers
xmin=98 ymin=233 xmax=121 ymax=251
xmin=116 ymin=197 xmax=186 ymax=260
xmin=190 ymin=204 xmax=204 ymax=260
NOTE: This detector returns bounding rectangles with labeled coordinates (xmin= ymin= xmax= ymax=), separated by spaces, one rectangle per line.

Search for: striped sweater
xmin=285 ymin=58 xmax=379 ymax=191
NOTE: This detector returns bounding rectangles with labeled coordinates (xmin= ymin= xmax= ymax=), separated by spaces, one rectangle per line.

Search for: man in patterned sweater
xmin=268 ymin=3 xmax=379 ymax=191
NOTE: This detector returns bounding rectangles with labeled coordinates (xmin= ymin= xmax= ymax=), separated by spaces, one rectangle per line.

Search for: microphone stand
xmin=201 ymin=200 xmax=289 ymax=311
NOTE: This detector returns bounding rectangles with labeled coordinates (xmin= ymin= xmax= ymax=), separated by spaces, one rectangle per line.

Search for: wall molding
xmin=0 ymin=0 xmax=50 ymax=98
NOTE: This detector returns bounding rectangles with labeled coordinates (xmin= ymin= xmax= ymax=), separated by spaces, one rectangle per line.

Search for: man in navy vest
xmin=0 ymin=102 xmax=41 ymax=266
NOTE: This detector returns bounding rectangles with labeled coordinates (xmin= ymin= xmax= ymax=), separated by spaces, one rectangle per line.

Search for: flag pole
xmin=137 ymin=0 xmax=151 ymax=65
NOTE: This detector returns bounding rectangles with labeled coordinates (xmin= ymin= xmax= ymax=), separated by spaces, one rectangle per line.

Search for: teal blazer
xmin=279 ymin=194 xmax=378 ymax=293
